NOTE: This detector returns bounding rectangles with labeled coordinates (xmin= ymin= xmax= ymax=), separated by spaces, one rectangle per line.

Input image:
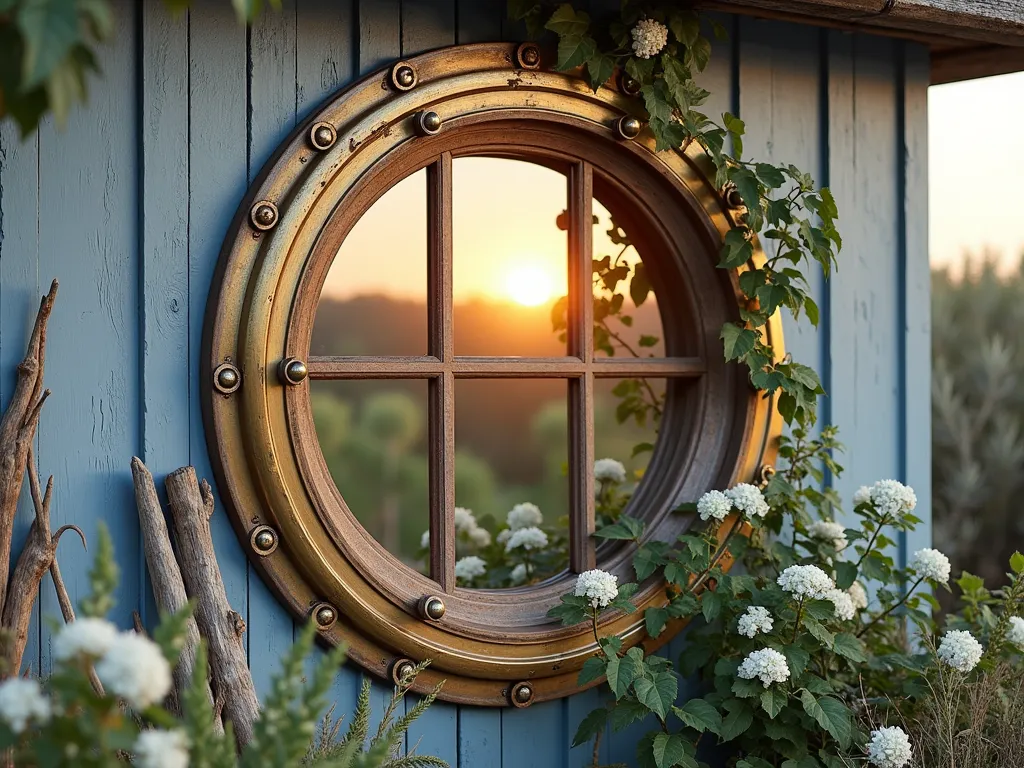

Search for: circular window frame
xmin=203 ymin=42 xmax=783 ymax=707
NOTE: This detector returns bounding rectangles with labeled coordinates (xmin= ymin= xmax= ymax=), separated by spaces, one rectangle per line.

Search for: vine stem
xmin=792 ymin=598 xmax=805 ymax=643
xmin=853 ymin=513 xmax=893 ymax=570
xmin=686 ymin=517 xmax=743 ymax=597
xmin=856 ymin=576 xmax=925 ymax=638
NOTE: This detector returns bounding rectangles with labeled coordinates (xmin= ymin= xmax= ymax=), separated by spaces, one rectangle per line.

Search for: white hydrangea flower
xmin=826 ymin=588 xmax=856 ymax=621
xmin=575 ymin=569 xmax=619 ymax=609
xmin=454 ymin=507 xmax=477 ymax=533
xmin=507 ymin=502 xmax=543 ymax=531
xmin=848 ymin=581 xmax=869 ymax=611
xmin=737 ymin=647 xmax=790 ymax=688
xmin=726 ymin=483 xmax=769 ymax=519
xmin=631 ymin=18 xmax=668 ymax=59
xmin=468 ymin=526 xmax=491 ymax=547
xmin=496 ymin=528 xmax=512 ymax=546
xmin=454 ymin=555 xmax=487 ymax=582
xmin=1008 ymin=616 xmax=1024 ymax=651
xmin=937 ymin=630 xmax=983 ymax=673
xmin=853 ymin=485 xmax=872 ymax=506
xmin=868 ymin=479 xmax=917 ymax=517
xmin=697 ymin=490 xmax=732 ymax=522
xmin=594 ymin=458 xmax=627 ymax=485
xmin=777 ymin=564 xmax=835 ymax=601
xmin=420 ymin=530 xmax=430 ymax=549
xmin=53 ymin=616 xmax=119 ymax=662
xmin=0 ymin=678 xmax=50 ymax=734
xmin=134 ymin=729 xmax=189 ymax=768
xmin=737 ymin=606 xmax=773 ymax=638
xmin=96 ymin=632 xmax=172 ymax=710
xmin=867 ymin=726 xmax=912 ymax=768
xmin=510 ymin=563 xmax=528 ymax=585
xmin=910 ymin=548 xmax=951 ymax=584
xmin=808 ymin=520 xmax=848 ymax=550
xmin=505 ymin=526 xmax=548 ymax=552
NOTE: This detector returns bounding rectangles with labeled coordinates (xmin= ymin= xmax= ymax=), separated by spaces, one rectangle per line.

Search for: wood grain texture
xmin=931 ymin=43 xmax=1024 ymax=84
xmin=37 ymin=0 xmax=140 ymax=675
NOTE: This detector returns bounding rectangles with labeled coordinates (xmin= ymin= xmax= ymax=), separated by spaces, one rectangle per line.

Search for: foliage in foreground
xmin=0 ymin=524 xmax=446 ymax=768
xmin=551 ymin=428 xmax=1024 ymax=768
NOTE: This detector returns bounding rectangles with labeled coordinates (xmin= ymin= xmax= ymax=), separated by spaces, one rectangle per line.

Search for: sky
xmin=929 ymin=71 xmax=1024 ymax=271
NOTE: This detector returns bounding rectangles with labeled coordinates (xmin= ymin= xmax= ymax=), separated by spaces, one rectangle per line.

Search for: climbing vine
xmin=510 ymin=1 xmax=841 ymax=427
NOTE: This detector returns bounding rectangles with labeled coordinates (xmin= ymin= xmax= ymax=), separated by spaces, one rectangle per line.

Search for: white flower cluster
xmin=574 ymin=569 xmax=619 ymax=609
xmin=808 ymin=520 xmax=848 ymax=550
xmin=510 ymin=563 xmax=528 ymax=585
xmin=937 ymin=630 xmax=983 ymax=673
xmin=737 ymin=647 xmax=790 ymax=688
xmin=825 ymin=588 xmax=856 ymax=621
xmin=455 ymin=555 xmax=487 ymax=582
xmin=53 ymin=616 xmax=118 ymax=661
xmin=96 ymin=631 xmax=173 ymax=710
xmin=848 ymin=581 xmax=869 ymax=611
xmin=1008 ymin=616 xmax=1024 ymax=651
xmin=0 ymin=678 xmax=51 ymax=734
xmin=594 ymin=458 xmax=627 ymax=485
xmin=726 ymin=483 xmax=769 ymax=518
xmin=910 ymin=548 xmax=951 ymax=584
xmin=421 ymin=506 xmax=491 ymax=550
xmin=507 ymin=502 xmax=543 ymax=530
xmin=505 ymin=526 xmax=548 ymax=552
xmin=737 ymin=606 xmax=773 ymax=638
xmin=134 ymin=729 xmax=190 ymax=768
xmin=777 ymin=564 xmax=835 ymax=601
xmin=867 ymin=726 xmax=913 ymax=768
xmin=859 ymin=479 xmax=917 ymax=517
xmin=697 ymin=490 xmax=732 ymax=522
xmin=631 ymin=18 xmax=668 ymax=59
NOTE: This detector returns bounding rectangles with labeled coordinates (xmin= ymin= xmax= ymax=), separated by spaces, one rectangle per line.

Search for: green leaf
xmin=17 ymin=0 xmax=79 ymax=87
xmin=720 ymin=702 xmax=754 ymax=742
xmin=800 ymin=691 xmax=852 ymax=749
xmin=701 ymin=589 xmax=723 ymax=623
xmin=585 ymin=52 xmax=615 ymax=90
xmin=631 ymin=262 xmax=652 ymax=307
xmin=755 ymin=163 xmax=786 ymax=189
xmin=760 ymin=686 xmax=787 ymax=718
xmin=834 ymin=561 xmax=858 ymax=590
xmin=544 ymin=3 xmax=590 ymax=36
xmin=673 ymin=699 xmax=722 ymax=735
xmin=572 ymin=707 xmax=609 ymax=747
xmin=720 ymin=227 xmax=754 ymax=269
xmin=782 ymin=645 xmax=810 ymax=678
xmin=652 ymin=732 xmax=686 ymax=768
xmin=721 ymin=324 xmax=756 ymax=361
xmin=556 ymin=34 xmax=597 ymax=71
xmin=595 ymin=515 xmax=645 ymax=540
xmin=803 ymin=295 xmax=820 ymax=327
xmin=578 ymin=655 xmax=608 ymax=686
xmin=803 ymin=599 xmax=836 ymax=621
xmin=635 ymin=671 xmax=678 ymax=720
xmin=610 ymin=698 xmax=650 ymax=731
xmin=668 ymin=9 xmax=700 ymax=46
xmin=638 ymin=334 xmax=659 ymax=348
xmin=548 ymin=593 xmax=590 ymax=626
xmin=802 ymin=615 xmax=835 ymax=649
xmin=687 ymin=35 xmax=711 ymax=73
xmin=723 ymin=112 xmax=744 ymax=157
xmin=833 ymin=633 xmax=867 ymax=663
xmin=606 ymin=648 xmax=644 ymax=698
xmin=1011 ymin=551 xmax=1024 ymax=575
xmin=645 ymin=606 xmax=670 ymax=638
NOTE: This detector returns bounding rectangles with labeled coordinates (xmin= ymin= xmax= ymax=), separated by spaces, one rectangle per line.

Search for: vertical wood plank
xmin=458 ymin=706 xmax=501 ymax=768
xmin=455 ymin=0 xmax=502 ymax=44
xmin=189 ymin=0 xmax=250 ymax=647
xmin=37 ymin=0 xmax=141 ymax=672
xmin=403 ymin=0 xmax=455 ymax=55
xmin=296 ymin=0 xmax=356 ymax=121
xmin=901 ymin=42 xmax=932 ymax=560
xmin=0 ymin=118 xmax=41 ymax=676
xmin=360 ymin=0 xmax=401 ymax=75
xmin=502 ymin=699 xmax=567 ymax=768
xmin=248 ymin=0 xmax=300 ymax=700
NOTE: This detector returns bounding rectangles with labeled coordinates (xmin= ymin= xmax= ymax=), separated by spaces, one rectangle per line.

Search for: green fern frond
xmin=382 ymin=755 xmax=450 ymax=768
xmin=374 ymin=680 xmax=444 ymax=757
xmin=339 ymin=677 xmax=373 ymax=751
xmin=80 ymin=523 xmax=118 ymax=619
xmin=372 ymin=660 xmax=430 ymax=745
xmin=181 ymin=642 xmax=235 ymax=768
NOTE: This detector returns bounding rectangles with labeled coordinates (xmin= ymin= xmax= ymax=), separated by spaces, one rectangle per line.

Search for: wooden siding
xmin=0 ymin=0 xmax=930 ymax=764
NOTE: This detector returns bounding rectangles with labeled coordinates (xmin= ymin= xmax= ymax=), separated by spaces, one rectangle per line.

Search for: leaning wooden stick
xmin=165 ymin=467 xmax=258 ymax=749
xmin=132 ymin=457 xmax=219 ymax=728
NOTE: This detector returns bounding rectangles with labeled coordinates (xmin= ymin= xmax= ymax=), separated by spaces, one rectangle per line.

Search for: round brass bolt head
xmin=516 ymin=42 xmax=541 ymax=70
xmin=420 ymin=595 xmax=446 ymax=621
xmin=250 ymin=200 xmax=278 ymax=231
xmin=416 ymin=111 xmax=442 ymax=136
xmin=250 ymin=525 xmax=279 ymax=555
xmin=310 ymin=122 xmax=337 ymax=150
xmin=314 ymin=603 xmax=338 ymax=629
xmin=619 ymin=73 xmax=641 ymax=96
xmin=391 ymin=62 xmax=418 ymax=91
xmin=510 ymin=681 xmax=535 ymax=707
xmin=391 ymin=658 xmax=416 ymax=685
xmin=213 ymin=363 xmax=241 ymax=394
xmin=617 ymin=115 xmax=642 ymax=140
xmin=281 ymin=357 xmax=308 ymax=385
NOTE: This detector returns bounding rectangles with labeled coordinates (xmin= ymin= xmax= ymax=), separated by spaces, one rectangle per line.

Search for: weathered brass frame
xmin=203 ymin=43 xmax=783 ymax=706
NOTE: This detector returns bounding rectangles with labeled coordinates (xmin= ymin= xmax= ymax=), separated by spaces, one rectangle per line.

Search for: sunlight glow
xmin=505 ymin=264 xmax=556 ymax=306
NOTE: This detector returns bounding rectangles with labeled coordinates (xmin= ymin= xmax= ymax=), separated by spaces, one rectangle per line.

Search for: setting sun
xmin=505 ymin=265 xmax=556 ymax=306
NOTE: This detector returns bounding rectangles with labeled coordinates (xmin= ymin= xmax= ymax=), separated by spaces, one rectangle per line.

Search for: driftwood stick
xmin=166 ymin=467 xmax=258 ymax=749
xmin=0 ymin=281 xmax=58 ymax=618
xmin=131 ymin=458 xmax=218 ymax=728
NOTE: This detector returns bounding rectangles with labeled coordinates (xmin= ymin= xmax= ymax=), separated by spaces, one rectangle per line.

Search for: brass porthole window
xmin=203 ymin=43 xmax=783 ymax=706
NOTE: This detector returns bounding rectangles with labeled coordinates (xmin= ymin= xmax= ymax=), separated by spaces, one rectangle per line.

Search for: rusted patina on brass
xmin=202 ymin=43 xmax=785 ymax=706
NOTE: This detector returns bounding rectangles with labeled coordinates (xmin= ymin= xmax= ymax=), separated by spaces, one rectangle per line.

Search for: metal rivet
xmin=723 ymin=183 xmax=744 ymax=209
xmin=516 ymin=42 xmax=541 ymax=70
xmin=510 ymin=681 xmax=535 ymax=708
xmin=250 ymin=200 xmax=279 ymax=231
xmin=616 ymin=115 xmax=642 ymax=140
xmin=419 ymin=595 xmax=445 ymax=621
xmin=391 ymin=658 xmax=416 ymax=685
xmin=415 ymin=111 xmax=442 ymax=136
xmin=618 ymin=72 xmax=641 ymax=97
xmin=757 ymin=464 xmax=776 ymax=490
xmin=309 ymin=121 xmax=337 ymax=151
xmin=250 ymin=524 xmax=279 ymax=556
xmin=390 ymin=61 xmax=418 ymax=91
xmin=213 ymin=363 xmax=241 ymax=395
xmin=279 ymin=357 xmax=308 ymax=385
xmin=312 ymin=602 xmax=338 ymax=629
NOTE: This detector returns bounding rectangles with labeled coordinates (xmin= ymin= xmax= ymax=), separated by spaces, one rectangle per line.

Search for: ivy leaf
xmin=645 ymin=606 xmax=670 ymax=638
xmin=687 ymin=35 xmax=712 ymax=73
xmin=595 ymin=515 xmax=645 ymax=540
xmin=800 ymin=692 xmax=852 ymax=749
xmin=556 ymin=34 xmax=598 ymax=71
xmin=673 ymin=699 xmax=722 ymax=735
xmin=17 ymin=0 xmax=79 ymax=88
xmin=572 ymin=707 xmax=609 ymax=747
xmin=723 ymin=112 xmax=745 ymax=157
xmin=721 ymin=324 xmax=756 ymax=361
xmin=833 ymin=633 xmax=867 ymax=663
xmin=755 ymin=162 xmax=786 ymax=190
xmin=760 ymin=686 xmax=787 ymax=719
xmin=544 ymin=3 xmax=590 ymax=36
xmin=585 ymin=52 xmax=615 ymax=90
xmin=547 ymin=593 xmax=590 ymax=626
xmin=719 ymin=227 xmax=754 ymax=268
xmin=635 ymin=671 xmax=678 ymax=720
xmin=578 ymin=655 xmax=608 ymax=686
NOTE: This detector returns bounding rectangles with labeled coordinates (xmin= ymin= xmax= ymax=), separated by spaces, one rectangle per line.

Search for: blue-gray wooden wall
xmin=0 ymin=1 xmax=930 ymax=764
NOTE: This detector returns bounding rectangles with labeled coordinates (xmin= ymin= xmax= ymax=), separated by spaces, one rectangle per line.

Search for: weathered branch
xmin=0 ymin=281 xmax=58 ymax=618
xmin=131 ymin=457 xmax=219 ymax=729
xmin=166 ymin=467 xmax=258 ymax=749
